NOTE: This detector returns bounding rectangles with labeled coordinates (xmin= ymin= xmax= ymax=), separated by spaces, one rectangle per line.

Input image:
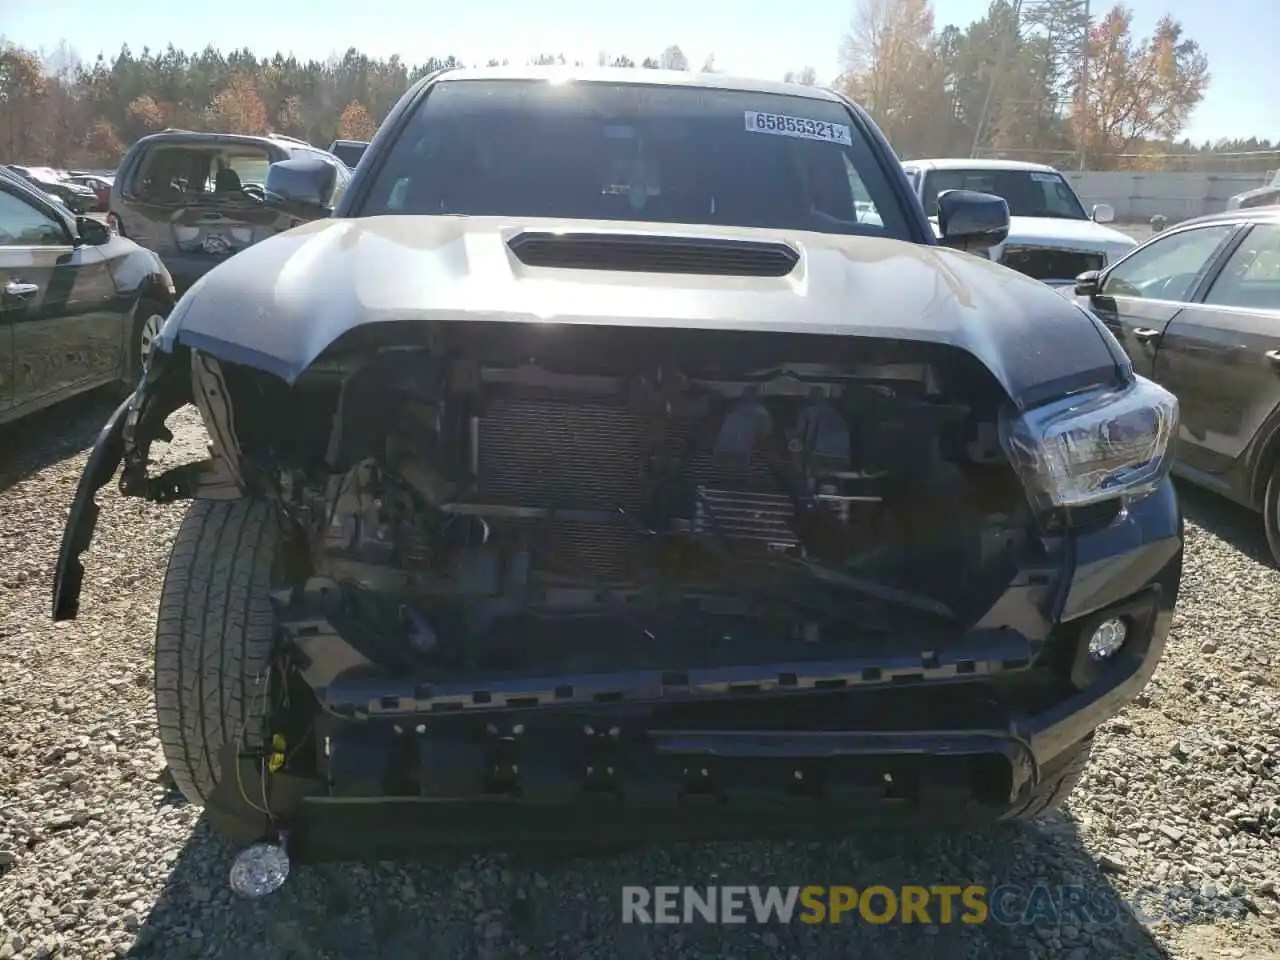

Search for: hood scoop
xmin=507 ymin=231 xmax=800 ymax=277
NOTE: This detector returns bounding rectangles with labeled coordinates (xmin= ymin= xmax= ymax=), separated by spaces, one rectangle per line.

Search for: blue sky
xmin=5 ymin=0 xmax=1275 ymax=143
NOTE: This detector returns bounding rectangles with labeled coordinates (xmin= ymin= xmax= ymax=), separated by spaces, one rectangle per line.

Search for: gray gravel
xmin=1 ymin=392 xmax=1279 ymax=960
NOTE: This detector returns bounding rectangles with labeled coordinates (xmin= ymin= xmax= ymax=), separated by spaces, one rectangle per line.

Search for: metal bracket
xmin=120 ymin=458 xmax=215 ymax=503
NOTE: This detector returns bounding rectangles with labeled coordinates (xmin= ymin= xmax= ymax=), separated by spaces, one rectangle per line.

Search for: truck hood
xmin=930 ymin=215 xmax=1137 ymax=260
xmin=1228 ymin=185 xmax=1280 ymax=209
xmin=1004 ymin=216 xmax=1137 ymax=252
xmin=165 ymin=215 xmax=1123 ymax=410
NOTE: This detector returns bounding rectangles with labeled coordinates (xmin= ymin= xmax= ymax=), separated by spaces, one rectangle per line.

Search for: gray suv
xmin=108 ymin=131 xmax=351 ymax=294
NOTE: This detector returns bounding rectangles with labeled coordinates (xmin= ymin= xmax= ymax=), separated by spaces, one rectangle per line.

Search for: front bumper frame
xmin=207 ymin=571 xmax=1175 ymax=858
xmin=49 ymin=342 xmax=1182 ymax=856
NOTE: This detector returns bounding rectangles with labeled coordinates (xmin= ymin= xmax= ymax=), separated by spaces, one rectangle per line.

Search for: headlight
xmin=1000 ymin=376 xmax=1178 ymax=512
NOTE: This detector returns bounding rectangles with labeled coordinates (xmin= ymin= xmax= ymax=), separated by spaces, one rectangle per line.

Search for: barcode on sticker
xmin=745 ymin=111 xmax=852 ymax=146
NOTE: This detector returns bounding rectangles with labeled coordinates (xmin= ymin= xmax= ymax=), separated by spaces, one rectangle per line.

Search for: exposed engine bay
xmin=191 ymin=324 xmax=1037 ymax=684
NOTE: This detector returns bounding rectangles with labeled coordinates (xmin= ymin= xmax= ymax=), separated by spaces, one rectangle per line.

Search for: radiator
xmin=475 ymin=397 xmax=791 ymax=577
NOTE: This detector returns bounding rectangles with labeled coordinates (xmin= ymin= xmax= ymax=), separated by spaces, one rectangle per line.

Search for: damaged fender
xmin=51 ymin=330 xmax=241 ymax=621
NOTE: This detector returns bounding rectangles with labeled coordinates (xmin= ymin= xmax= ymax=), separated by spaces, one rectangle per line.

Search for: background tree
xmin=839 ymin=0 xmax=950 ymax=156
xmin=658 ymin=45 xmax=689 ymax=71
xmin=337 ymin=99 xmax=377 ymax=140
xmin=784 ymin=66 xmax=819 ymax=85
xmin=1072 ymin=6 xmax=1210 ymax=167
xmin=85 ymin=118 xmax=123 ymax=159
xmin=207 ymin=73 xmax=267 ymax=134
xmin=275 ymin=94 xmax=304 ymax=137
xmin=0 ymin=24 xmax=1230 ymax=172
xmin=0 ymin=46 xmax=46 ymax=159
xmin=126 ymin=95 xmax=166 ymax=130
xmin=837 ymin=0 xmax=1213 ymax=168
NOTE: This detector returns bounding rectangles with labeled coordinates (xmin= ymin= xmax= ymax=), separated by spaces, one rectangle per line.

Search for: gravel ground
xmin=1 ymin=391 xmax=1279 ymax=960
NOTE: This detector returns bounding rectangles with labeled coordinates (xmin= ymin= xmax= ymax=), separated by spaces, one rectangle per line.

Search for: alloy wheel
xmin=139 ymin=312 xmax=165 ymax=370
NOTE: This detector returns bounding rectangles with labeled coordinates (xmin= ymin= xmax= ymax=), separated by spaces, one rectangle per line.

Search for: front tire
xmin=1000 ymin=736 xmax=1093 ymax=821
xmin=155 ymin=500 xmax=280 ymax=807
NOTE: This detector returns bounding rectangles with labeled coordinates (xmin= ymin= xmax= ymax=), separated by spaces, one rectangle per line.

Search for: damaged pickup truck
xmin=53 ymin=67 xmax=1183 ymax=860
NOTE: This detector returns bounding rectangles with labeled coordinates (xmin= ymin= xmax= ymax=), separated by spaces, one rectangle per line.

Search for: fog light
xmin=1087 ymin=617 xmax=1128 ymax=661
xmin=228 ymin=842 xmax=290 ymax=898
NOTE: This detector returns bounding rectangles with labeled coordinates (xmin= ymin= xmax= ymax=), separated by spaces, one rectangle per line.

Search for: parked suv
xmin=108 ymin=131 xmax=351 ymax=293
xmin=328 ymin=139 xmax=369 ymax=169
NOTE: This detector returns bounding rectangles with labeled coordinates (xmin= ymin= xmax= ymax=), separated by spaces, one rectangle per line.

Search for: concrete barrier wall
xmin=1061 ymin=171 xmax=1272 ymax=222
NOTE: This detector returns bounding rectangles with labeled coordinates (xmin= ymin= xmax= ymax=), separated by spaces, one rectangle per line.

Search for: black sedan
xmin=64 ymin=173 xmax=114 ymax=213
xmin=1072 ymin=206 xmax=1280 ymax=561
xmin=5 ymin=166 xmax=99 ymax=215
xmin=0 ymin=166 xmax=176 ymax=425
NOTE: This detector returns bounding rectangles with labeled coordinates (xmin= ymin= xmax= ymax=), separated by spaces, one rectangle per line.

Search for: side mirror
xmin=1074 ymin=270 xmax=1101 ymax=297
xmin=1092 ymin=203 xmax=1116 ymax=224
xmin=264 ymin=158 xmax=336 ymax=216
xmin=936 ymin=189 xmax=1010 ymax=253
xmin=75 ymin=216 xmax=111 ymax=246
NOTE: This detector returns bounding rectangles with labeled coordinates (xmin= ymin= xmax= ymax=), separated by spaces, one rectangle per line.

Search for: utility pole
xmin=973 ymin=0 xmax=1091 ymax=163
xmin=1078 ymin=0 xmax=1090 ymax=170
xmin=970 ymin=0 xmax=1024 ymax=158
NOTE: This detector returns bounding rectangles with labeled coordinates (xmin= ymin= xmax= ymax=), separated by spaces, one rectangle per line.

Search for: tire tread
xmin=154 ymin=499 xmax=278 ymax=806
xmin=1001 ymin=737 xmax=1093 ymax=822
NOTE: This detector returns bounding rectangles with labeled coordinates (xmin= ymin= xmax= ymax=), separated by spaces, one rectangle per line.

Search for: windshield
xmin=359 ymin=79 xmax=914 ymax=240
xmin=921 ymin=168 xmax=1087 ymax=220
xmin=223 ymin=154 xmax=271 ymax=187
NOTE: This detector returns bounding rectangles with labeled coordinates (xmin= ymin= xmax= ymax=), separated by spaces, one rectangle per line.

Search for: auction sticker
xmin=745 ymin=111 xmax=852 ymax=146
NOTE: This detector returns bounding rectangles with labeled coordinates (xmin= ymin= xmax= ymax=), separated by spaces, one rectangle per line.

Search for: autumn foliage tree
xmin=337 ymin=100 xmax=376 ymax=140
xmin=839 ymin=0 xmax=951 ymax=155
xmin=126 ymin=94 xmax=166 ymax=129
xmin=0 ymin=46 xmax=46 ymax=159
xmin=0 ymin=26 xmax=1233 ymax=172
xmin=1072 ymin=6 xmax=1210 ymax=167
xmin=85 ymin=118 xmax=123 ymax=158
xmin=837 ymin=0 xmax=1215 ymax=168
xmin=208 ymin=73 xmax=268 ymax=134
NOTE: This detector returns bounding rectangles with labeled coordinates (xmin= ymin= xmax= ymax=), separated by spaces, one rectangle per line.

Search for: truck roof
xmin=433 ymin=65 xmax=844 ymax=102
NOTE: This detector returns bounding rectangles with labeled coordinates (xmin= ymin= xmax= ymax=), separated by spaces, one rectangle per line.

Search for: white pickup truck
xmin=1227 ymin=169 xmax=1280 ymax=210
xmin=901 ymin=158 xmax=1138 ymax=286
